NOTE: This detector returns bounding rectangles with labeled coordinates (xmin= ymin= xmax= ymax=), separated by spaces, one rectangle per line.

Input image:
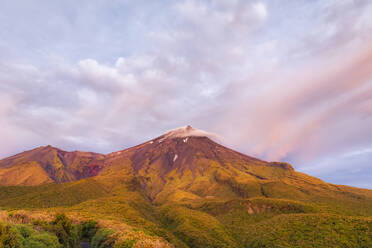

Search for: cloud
xmin=0 ymin=0 xmax=371 ymax=187
xmin=252 ymin=2 xmax=267 ymax=20
xmin=216 ymin=43 xmax=372 ymax=162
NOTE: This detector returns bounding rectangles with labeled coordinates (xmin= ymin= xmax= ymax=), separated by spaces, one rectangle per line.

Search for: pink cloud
xmin=217 ymin=43 xmax=372 ymax=163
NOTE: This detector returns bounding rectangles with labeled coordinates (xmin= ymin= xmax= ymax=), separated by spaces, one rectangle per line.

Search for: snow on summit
xmin=159 ymin=125 xmax=217 ymax=141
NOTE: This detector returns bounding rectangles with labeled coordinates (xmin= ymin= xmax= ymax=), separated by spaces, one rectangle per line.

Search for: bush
xmin=14 ymin=225 xmax=35 ymax=239
xmin=91 ymin=228 xmax=115 ymax=248
xmin=23 ymin=233 xmax=61 ymax=248
xmin=48 ymin=213 xmax=80 ymax=248
xmin=1 ymin=215 xmax=122 ymax=248
xmin=81 ymin=220 xmax=98 ymax=241
xmin=114 ymin=239 xmax=136 ymax=248
xmin=0 ymin=222 xmax=64 ymax=248
xmin=0 ymin=224 xmax=24 ymax=248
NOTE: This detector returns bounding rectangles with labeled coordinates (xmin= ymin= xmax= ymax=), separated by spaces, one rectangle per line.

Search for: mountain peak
xmin=158 ymin=125 xmax=216 ymax=141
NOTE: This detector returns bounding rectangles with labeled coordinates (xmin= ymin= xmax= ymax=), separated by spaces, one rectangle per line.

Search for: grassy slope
xmin=0 ymin=178 xmax=110 ymax=208
xmin=245 ymin=214 xmax=372 ymax=248
xmin=0 ymin=146 xmax=74 ymax=183
xmin=0 ymin=162 xmax=53 ymax=186
xmin=0 ymin=161 xmax=371 ymax=247
xmin=0 ymin=146 xmax=106 ymax=185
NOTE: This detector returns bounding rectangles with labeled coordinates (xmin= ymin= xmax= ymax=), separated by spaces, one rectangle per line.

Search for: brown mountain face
xmin=100 ymin=127 xmax=297 ymax=203
xmin=0 ymin=145 xmax=105 ymax=185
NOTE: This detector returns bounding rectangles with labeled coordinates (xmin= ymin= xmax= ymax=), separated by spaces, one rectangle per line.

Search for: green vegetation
xmin=49 ymin=213 xmax=80 ymax=248
xmin=0 ymin=213 xmax=153 ymax=248
xmin=0 ymin=213 xmax=79 ymax=248
xmin=246 ymin=214 xmax=372 ymax=248
xmin=0 ymin=211 xmax=173 ymax=248
xmin=91 ymin=229 xmax=115 ymax=248
xmin=81 ymin=220 xmax=99 ymax=242
xmin=0 ymin=172 xmax=371 ymax=247
xmin=0 ymin=178 xmax=109 ymax=208
xmin=159 ymin=204 xmax=236 ymax=248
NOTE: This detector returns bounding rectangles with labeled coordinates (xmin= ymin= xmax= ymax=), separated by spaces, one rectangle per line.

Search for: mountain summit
xmin=88 ymin=126 xmax=297 ymax=203
xmin=157 ymin=125 xmax=217 ymax=141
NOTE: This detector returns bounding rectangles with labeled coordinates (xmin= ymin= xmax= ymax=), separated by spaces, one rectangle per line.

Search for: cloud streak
xmin=218 ymin=42 xmax=372 ymax=161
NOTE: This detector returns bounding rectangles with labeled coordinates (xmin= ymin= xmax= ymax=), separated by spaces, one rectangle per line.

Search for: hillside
xmin=0 ymin=126 xmax=371 ymax=247
xmin=0 ymin=145 xmax=105 ymax=184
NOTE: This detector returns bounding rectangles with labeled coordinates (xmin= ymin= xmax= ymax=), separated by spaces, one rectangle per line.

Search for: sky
xmin=0 ymin=0 xmax=371 ymax=188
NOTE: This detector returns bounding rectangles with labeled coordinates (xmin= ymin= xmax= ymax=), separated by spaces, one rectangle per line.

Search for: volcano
xmin=0 ymin=126 xmax=296 ymax=201
xmin=99 ymin=125 xmax=299 ymax=203
xmin=0 ymin=126 xmax=371 ymax=247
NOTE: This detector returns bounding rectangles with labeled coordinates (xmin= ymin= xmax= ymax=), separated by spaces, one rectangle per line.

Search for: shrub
xmin=48 ymin=213 xmax=80 ymax=248
xmin=14 ymin=225 xmax=35 ymax=239
xmin=0 ymin=224 xmax=24 ymax=248
xmin=81 ymin=220 xmax=98 ymax=241
xmin=24 ymin=233 xmax=61 ymax=248
xmin=114 ymin=238 xmax=137 ymax=248
xmin=91 ymin=228 xmax=115 ymax=248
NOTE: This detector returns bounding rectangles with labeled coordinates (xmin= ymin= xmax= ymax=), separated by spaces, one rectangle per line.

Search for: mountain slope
xmin=0 ymin=126 xmax=371 ymax=247
xmin=0 ymin=145 xmax=105 ymax=184
xmin=1 ymin=126 xmax=371 ymax=212
xmin=0 ymin=162 xmax=52 ymax=186
xmin=100 ymin=126 xmax=298 ymax=203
